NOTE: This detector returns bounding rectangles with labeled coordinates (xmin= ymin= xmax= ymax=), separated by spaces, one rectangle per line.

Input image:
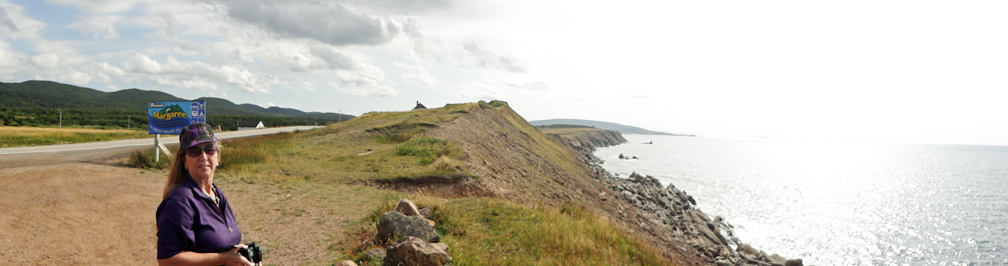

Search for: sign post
xmin=148 ymin=100 xmax=207 ymax=162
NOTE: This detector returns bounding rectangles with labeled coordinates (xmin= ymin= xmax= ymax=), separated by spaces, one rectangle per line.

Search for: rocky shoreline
xmin=555 ymin=131 xmax=804 ymax=266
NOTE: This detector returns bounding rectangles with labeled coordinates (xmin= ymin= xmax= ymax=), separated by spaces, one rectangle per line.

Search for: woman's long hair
xmin=162 ymin=148 xmax=190 ymax=200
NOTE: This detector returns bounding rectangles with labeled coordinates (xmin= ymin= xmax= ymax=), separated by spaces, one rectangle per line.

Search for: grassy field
xmin=0 ymin=126 xmax=149 ymax=148
xmin=128 ymin=102 xmax=673 ymax=265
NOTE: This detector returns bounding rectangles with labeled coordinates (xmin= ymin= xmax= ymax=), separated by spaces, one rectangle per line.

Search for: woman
xmin=156 ymin=122 xmax=257 ymax=266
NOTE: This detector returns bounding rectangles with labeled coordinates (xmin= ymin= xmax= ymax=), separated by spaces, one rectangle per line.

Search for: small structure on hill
xmin=412 ymin=101 xmax=427 ymax=111
xmin=238 ymin=120 xmax=264 ymax=130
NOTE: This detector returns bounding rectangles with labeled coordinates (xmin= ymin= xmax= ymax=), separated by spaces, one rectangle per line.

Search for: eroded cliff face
xmin=546 ymin=129 xmax=626 ymax=153
xmin=418 ymin=102 xmax=797 ymax=265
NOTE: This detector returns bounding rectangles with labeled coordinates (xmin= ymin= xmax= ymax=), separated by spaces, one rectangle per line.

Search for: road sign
xmin=148 ymin=100 xmax=206 ymax=134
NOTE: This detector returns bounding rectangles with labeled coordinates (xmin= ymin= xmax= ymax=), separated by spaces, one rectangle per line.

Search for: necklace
xmin=206 ymin=187 xmax=220 ymax=206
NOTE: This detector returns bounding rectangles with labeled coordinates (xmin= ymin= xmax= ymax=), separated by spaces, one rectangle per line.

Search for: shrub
xmin=127 ymin=150 xmax=171 ymax=169
xmin=396 ymin=137 xmax=463 ymax=166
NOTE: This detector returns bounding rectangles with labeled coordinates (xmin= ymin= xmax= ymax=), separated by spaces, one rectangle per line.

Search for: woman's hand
xmin=220 ymin=244 xmax=255 ymax=266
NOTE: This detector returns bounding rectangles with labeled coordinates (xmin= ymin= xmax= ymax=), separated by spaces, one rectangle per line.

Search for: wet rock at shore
xmin=602 ymin=171 xmax=802 ymax=265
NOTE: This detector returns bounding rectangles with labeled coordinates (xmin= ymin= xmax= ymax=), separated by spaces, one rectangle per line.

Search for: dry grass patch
xmin=216 ymin=109 xmax=473 ymax=185
xmin=218 ymin=177 xmax=402 ymax=266
xmin=355 ymin=197 xmax=672 ymax=266
xmin=0 ymin=126 xmax=147 ymax=147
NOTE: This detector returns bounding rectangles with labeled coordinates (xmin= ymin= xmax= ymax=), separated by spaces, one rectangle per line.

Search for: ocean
xmin=595 ymin=134 xmax=1008 ymax=266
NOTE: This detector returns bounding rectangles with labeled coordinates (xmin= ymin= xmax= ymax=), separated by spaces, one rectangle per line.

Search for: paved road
xmin=0 ymin=126 xmax=321 ymax=155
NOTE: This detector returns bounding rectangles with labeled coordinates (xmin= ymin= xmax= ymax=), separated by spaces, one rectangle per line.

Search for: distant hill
xmin=528 ymin=119 xmax=694 ymax=136
xmin=0 ymin=80 xmax=353 ymax=129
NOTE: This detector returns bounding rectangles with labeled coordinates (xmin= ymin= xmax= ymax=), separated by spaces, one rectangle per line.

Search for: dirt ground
xmin=0 ymin=148 xmax=164 ymax=265
xmin=0 ymin=147 xmax=383 ymax=266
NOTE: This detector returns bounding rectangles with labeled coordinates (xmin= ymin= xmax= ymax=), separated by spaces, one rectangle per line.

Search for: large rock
xmin=418 ymin=206 xmax=434 ymax=218
xmin=396 ymin=198 xmax=421 ymax=217
xmin=366 ymin=247 xmax=386 ymax=261
xmin=377 ymin=211 xmax=441 ymax=243
xmin=767 ymin=254 xmax=787 ymax=265
xmin=385 ymin=236 xmax=451 ymax=266
xmin=738 ymin=244 xmax=760 ymax=257
xmin=334 ymin=260 xmax=358 ymax=266
xmin=628 ymin=172 xmax=662 ymax=188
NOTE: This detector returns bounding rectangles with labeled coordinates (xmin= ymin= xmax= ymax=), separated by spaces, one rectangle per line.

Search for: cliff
xmin=542 ymin=127 xmax=627 ymax=153
xmin=420 ymin=101 xmax=800 ymax=265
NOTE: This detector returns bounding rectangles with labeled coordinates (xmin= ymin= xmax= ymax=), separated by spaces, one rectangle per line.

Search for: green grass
xmin=126 ymin=149 xmax=172 ymax=169
xmin=351 ymin=197 xmax=670 ymax=266
xmin=396 ymin=136 xmax=465 ymax=165
xmin=142 ymin=102 xmax=673 ymax=265
xmin=215 ymin=106 xmax=474 ymax=184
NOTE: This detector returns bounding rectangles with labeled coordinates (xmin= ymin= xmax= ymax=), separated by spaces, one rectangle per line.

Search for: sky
xmin=1 ymin=0 xmax=1006 ymax=146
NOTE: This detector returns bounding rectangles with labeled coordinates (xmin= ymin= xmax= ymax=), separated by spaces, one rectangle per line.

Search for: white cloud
xmin=398 ymin=17 xmax=529 ymax=73
xmin=394 ymin=61 xmax=438 ymax=86
xmin=504 ymin=78 xmax=547 ymax=92
xmin=265 ymin=45 xmax=361 ymax=72
xmin=181 ymin=79 xmax=218 ymax=91
xmin=68 ymin=15 xmax=122 ymax=40
xmin=0 ymin=3 xmax=17 ymax=31
xmin=45 ymin=0 xmax=137 ymax=14
xmin=128 ymin=53 xmax=161 ymax=73
xmin=124 ymin=53 xmax=275 ymax=94
xmin=223 ymin=49 xmax=255 ymax=65
xmin=31 ymin=53 xmax=60 ymax=69
xmin=460 ymin=43 xmax=526 ymax=72
xmin=327 ymin=65 xmax=399 ymax=97
xmin=0 ymin=2 xmax=46 ymax=40
xmin=78 ymin=62 xmax=125 ymax=83
xmin=309 ymin=45 xmax=356 ymax=70
xmin=344 ymin=0 xmax=452 ymax=15
xmin=0 ymin=40 xmax=21 ymax=70
xmin=221 ymin=1 xmax=399 ymax=46
xmin=142 ymin=11 xmax=209 ymax=53
xmin=454 ymin=81 xmax=504 ymax=100
xmin=60 ymin=69 xmax=91 ymax=84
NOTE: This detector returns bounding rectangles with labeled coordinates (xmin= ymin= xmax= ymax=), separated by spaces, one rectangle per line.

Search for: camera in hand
xmin=218 ymin=242 xmax=262 ymax=263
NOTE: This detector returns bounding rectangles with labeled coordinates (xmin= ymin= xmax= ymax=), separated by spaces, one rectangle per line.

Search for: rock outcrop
xmin=371 ymin=198 xmax=452 ymax=266
xmin=547 ymin=129 xmax=625 ymax=154
xmin=377 ymin=211 xmax=441 ymax=244
xmin=600 ymin=170 xmax=802 ymax=266
xmin=385 ymin=236 xmax=451 ymax=266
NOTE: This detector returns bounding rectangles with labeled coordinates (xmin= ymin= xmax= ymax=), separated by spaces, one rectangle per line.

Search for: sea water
xmin=595 ymin=135 xmax=1008 ymax=266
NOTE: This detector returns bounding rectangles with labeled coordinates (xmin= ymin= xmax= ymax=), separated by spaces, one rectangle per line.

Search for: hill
xmin=529 ymin=118 xmax=694 ymax=136
xmin=0 ymin=80 xmax=353 ymax=129
xmin=192 ymin=100 xmax=790 ymax=265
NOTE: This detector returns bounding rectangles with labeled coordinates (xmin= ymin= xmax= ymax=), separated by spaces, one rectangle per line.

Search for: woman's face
xmin=184 ymin=143 xmax=219 ymax=180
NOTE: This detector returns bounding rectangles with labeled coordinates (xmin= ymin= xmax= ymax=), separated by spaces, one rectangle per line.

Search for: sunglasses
xmin=186 ymin=145 xmax=218 ymax=157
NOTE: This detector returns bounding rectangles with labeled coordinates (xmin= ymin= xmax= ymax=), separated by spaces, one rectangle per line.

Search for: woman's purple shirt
xmin=156 ymin=176 xmax=242 ymax=259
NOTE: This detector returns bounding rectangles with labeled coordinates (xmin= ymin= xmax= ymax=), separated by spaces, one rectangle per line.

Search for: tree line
xmin=0 ymin=107 xmax=338 ymax=130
